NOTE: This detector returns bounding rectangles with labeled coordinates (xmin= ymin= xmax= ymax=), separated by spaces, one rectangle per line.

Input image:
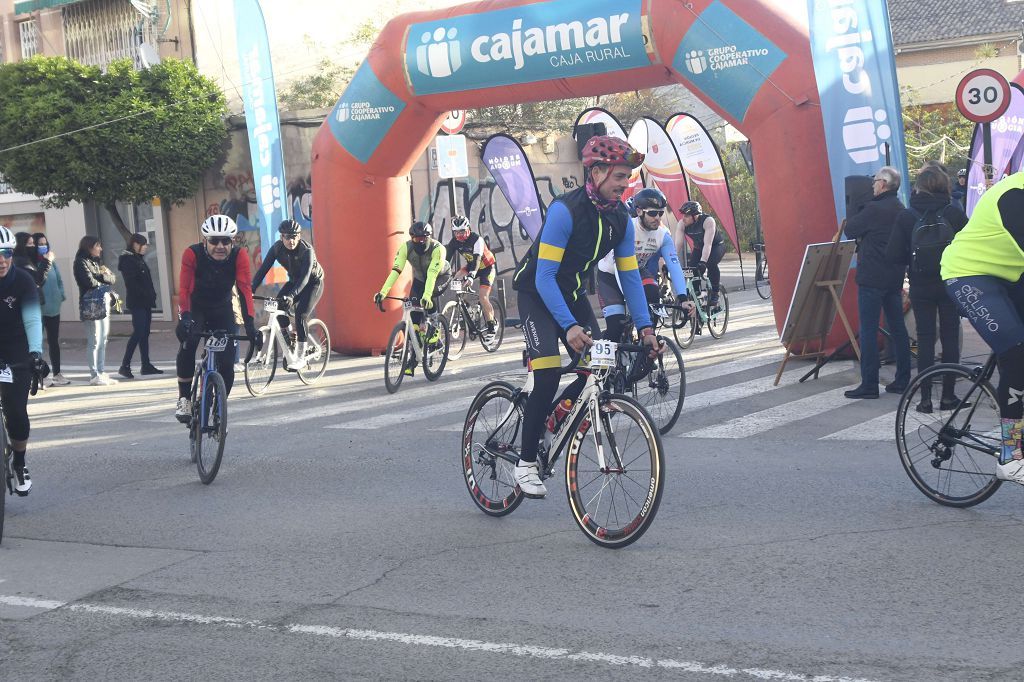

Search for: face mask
xmin=37 ymin=245 xmax=48 ymax=255
xmin=26 ymin=246 xmax=38 ymax=258
xmin=412 ymin=242 xmax=428 ymax=255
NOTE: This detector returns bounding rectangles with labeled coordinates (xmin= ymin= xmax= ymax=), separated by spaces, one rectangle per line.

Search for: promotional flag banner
xmin=235 ymin=0 xmax=288 ymax=270
xmin=481 ymin=134 xmax=545 ymax=241
xmin=807 ymin=0 xmax=909 ymax=225
xmin=966 ymin=83 xmax=1024 ymax=215
xmin=628 ymin=117 xmax=690 ymax=221
xmin=665 ymin=113 xmax=739 ymax=252
xmin=573 ymin=108 xmax=644 ymax=202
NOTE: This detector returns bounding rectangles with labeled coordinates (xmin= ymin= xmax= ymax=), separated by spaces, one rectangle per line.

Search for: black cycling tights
xmin=998 ymin=343 xmax=1024 ymax=420
xmin=276 ymin=279 xmax=324 ymax=342
xmin=520 ymin=369 xmax=588 ymax=464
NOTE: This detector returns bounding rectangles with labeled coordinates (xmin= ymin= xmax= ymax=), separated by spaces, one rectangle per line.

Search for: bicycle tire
xmin=244 ymin=325 xmax=277 ymax=396
xmin=756 ymin=259 xmax=771 ymax=300
xmin=631 ymin=338 xmax=685 ymax=435
xmin=297 ymin=319 xmax=331 ymax=385
xmin=0 ymin=410 xmax=8 ymax=545
xmin=673 ymin=305 xmax=696 ymax=349
xmin=896 ymin=363 xmax=1002 ymax=507
xmin=384 ymin=321 xmax=409 ymax=394
xmin=462 ymin=381 xmax=526 ymax=516
xmin=422 ymin=315 xmax=450 ymax=381
xmin=565 ymin=394 xmax=665 ymax=548
xmin=195 ymin=371 xmax=227 ymax=485
xmin=481 ymin=298 xmax=505 ymax=353
xmin=443 ymin=300 xmax=467 ymax=360
xmin=707 ymin=287 xmax=730 ymax=338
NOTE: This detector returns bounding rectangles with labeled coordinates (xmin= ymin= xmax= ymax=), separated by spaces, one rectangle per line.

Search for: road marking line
xmin=681 ymin=387 xmax=854 ymax=439
xmin=0 ymin=595 xmax=877 ymax=682
xmin=821 ymin=412 xmax=897 ymax=441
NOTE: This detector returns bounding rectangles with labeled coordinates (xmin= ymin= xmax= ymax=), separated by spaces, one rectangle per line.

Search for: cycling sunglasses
xmin=207 ymin=236 xmax=233 ymax=246
xmin=411 ymin=235 xmax=428 ymax=243
xmin=0 ymin=248 xmax=13 ymax=259
xmin=641 ymin=209 xmax=665 ymax=217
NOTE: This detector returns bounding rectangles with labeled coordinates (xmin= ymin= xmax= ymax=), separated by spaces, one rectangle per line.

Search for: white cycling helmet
xmin=200 ymin=214 xmax=238 ymax=238
xmin=0 ymin=226 xmax=15 ymax=249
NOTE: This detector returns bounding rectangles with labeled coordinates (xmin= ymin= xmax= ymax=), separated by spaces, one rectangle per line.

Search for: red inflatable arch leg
xmin=313 ymin=0 xmax=840 ymax=353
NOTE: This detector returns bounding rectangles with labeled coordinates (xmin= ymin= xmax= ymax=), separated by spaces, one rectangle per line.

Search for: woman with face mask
xmin=33 ymin=233 xmax=69 ymax=386
xmin=12 ymin=231 xmax=51 ymax=293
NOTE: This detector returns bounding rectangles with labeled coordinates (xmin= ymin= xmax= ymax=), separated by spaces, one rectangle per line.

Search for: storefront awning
xmin=14 ymin=0 xmax=83 ymax=15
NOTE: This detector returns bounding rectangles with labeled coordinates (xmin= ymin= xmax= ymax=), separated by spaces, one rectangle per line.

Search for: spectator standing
xmin=34 ymin=232 xmax=69 ymax=386
xmin=952 ymin=169 xmax=968 ymax=210
xmin=117 ymin=233 xmax=163 ymax=378
xmin=73 ymin=236 xmax=116 ymax=385
xmin=843 ymin=166 xmax=912 ymax=399
xmin=12 ymin=231 xmax=50 ymax=290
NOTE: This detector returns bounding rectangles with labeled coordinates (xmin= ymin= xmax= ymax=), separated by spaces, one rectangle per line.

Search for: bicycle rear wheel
xmin=896 ymin=363 xmax=1001 ymax=507
xmin=566 ymin=394 xmax=665 ymax=548
xmin=422 ymin=315 xmax=450 ymax=381
xmin=462 ymin=381 xmax=525 ymax=516
xmin=297 ymin=319 xmax=331 ymax=385
xmin=244 ymin=326 xmax=277 ymax=396
xmin=443 ymin=301 xmax=467 ymax=360
xmin=707 ymin=287 xmax=730 ymax=338
xmin=756 ymin=259 xmax=771 ymax=300
xmin=384 ymin=322 xmax=409 ymax=394
xmin=672 ymin=306 xmax=696 ymax=349
xmin=195 ymin=372 xmax=227 ymax=484
xmin=631 ymin=338 xmax=685 ymax=435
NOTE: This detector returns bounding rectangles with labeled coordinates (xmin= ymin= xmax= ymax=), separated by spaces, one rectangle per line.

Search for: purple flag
xmin=966 ymin=83 xmax=1024 ymax=215
xmin=481 ymin=134 xmax=544 ymax=241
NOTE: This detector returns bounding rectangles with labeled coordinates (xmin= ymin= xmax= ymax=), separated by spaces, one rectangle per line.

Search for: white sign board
xmin=436 ymin=134 xmax=469 ymax=179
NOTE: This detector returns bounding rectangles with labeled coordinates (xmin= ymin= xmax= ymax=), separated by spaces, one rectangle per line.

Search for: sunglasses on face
xmin=0 ymin=248 xmax=13 ymax=259
xmin=207 ymin=237 xmax=233 ymax=246
xmin=411 ymin=235 xmax=428 ymax=243
xmin=642 ymin=209 xmax=664 ymax=217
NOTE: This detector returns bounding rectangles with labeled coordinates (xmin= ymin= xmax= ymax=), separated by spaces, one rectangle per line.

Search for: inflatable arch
xmin=313 ymin=0 xmax=838 ymax=352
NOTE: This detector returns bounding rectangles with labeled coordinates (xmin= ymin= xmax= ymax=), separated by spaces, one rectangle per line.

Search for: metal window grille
xmin=63 ymin=0 xmax=156 ymax=70
xmin=19 ymin=20 xmax=39 ymax=59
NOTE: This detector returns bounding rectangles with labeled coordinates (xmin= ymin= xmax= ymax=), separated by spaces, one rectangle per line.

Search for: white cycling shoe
xmin=175 ymin=397 xmax=191 ymax=423
xmin=514 ymin=461 xmax=547 ymax=499
xmin=996 ymin=459 xmax=1024 ymax=485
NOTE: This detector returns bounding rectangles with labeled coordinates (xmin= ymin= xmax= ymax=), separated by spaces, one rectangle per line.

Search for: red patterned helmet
xmin=581 ymin=135 xmax=644 ymax=170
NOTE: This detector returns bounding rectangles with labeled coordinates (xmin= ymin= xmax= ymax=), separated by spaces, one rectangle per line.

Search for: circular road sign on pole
xmin=955 ymin=68 xmax=1012 ymax=123
xmin=440 ymin=110 xmax=466 ymax=135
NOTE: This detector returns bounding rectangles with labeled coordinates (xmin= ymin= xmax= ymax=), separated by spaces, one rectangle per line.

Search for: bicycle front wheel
xmin=756 ymin=259 xmax=771 ymax=300
xmin=195 ymin=371 xmax=227 ymax=485
xmin=384 ymin=322 xmax=409 ymax=394
xmin=443 ymin=301 xmax=467 ymax=360
xmin=481 ymin=298 xmax=506 ymax=353
xmin=673 ymin=306 xmax=696 ymax=349
xmin=896 ymin=363 xmax=1001 ymax=507
xmin=0 ymin=412 xmax=9 ymax=545
xmin=462 ymin=381 xmax=525 ymax=516
xmin=707 ymin=287 xmax=730 ymax=338
xmin=423 ymin=315 xmax=450 ymax=381
xmin=566 ymin=394 xmax=665 ymax=548
xmin=631 ymin=338 xmax=685 ymax=435
xmin=297 ymin=319 xmax=331 ymax=385
xmin=244 ymin=325 xmax=277 ymax=396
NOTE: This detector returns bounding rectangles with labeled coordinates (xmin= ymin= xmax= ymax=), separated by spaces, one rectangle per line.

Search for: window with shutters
xmin=19 ymin=20 xmax=39 ymax=59
xmin=62 ymin=0 xmax=156 ymax=70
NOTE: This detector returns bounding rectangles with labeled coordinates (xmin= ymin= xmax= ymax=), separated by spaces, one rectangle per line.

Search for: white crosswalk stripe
xmin=680 ymin=386 xmax=855 ymax=439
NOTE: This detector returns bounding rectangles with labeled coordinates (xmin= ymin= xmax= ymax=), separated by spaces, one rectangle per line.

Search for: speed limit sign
xmin=440 ymin=110 xmax=466 ymax=135
xmin=956 ymin=69 xmax=1011 ymax=123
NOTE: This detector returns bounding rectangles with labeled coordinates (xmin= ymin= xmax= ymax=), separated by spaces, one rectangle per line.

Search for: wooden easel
xmin=773 ymin=238 xmax=859 ymax=386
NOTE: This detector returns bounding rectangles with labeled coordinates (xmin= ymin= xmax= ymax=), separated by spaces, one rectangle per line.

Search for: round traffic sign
xmin=440 ymin=110 xmax=466 ymax=135
xmin=955 ymin=69 xmax=1012 ymax=123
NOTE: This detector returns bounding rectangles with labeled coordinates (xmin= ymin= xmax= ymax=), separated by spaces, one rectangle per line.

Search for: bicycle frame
xmin=450 ymin=282 xmax=487 ymax=338
xmin=387 ymin=298 xmax=431 ymax=363
xmin=190 ymin=335 xmax=229 ymax=432
xmin=256 ymin=297 xmax=305 ymax=367
xmin=929 ymin=355 xmax=1000 ymax=458
xmin=682 ymin=269 xmax=716 ymax=325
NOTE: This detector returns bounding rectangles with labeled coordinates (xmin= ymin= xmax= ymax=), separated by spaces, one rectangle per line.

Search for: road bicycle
xmin=753 ymin=241 xmax=771 ymax=300
xmin=672 ymin=267 xmax=730 ymax=349
xmin=184 ymin=331 xmax=252 ymax=484
xmin=604 ymin=300 xmax=685 ymax=435
xmin=441 ymin=278 xmax=505 ymax=360
xmin=244 ymin=295 xmax=331 ymax=396
xmin=461 ymin=340 xmax=665 ymax=548
xmin=895 ymin=353 xmax=1002 ymax=507
xmin=1 ymin=359 xmax=43 ymax=544
xmin=378 ymin=296 xmax=450 ymax=394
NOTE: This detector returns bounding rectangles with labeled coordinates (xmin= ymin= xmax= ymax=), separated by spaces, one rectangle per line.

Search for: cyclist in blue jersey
xmin=511 ymin=135 xmax=663 ymax=498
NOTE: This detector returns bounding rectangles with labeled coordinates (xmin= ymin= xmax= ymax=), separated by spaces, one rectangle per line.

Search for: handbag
xmin=80 ymin=285 xmax=109 ymax=321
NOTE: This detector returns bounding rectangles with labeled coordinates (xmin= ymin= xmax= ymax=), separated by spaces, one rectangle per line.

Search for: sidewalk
xmin=48 ymin=318 xmax=183 ymax=373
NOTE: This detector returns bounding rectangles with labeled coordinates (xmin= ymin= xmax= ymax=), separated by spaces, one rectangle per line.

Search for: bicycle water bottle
xmin=546 ymin=398 xmax=573 ymax=433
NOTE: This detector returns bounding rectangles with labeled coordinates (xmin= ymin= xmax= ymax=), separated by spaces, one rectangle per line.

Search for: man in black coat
xmin=842 ymin=166 xmax=911 ymax=399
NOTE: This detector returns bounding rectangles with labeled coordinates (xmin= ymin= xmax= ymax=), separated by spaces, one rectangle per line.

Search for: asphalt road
xmin=2 ymin=284 xmax=1023 ymax=681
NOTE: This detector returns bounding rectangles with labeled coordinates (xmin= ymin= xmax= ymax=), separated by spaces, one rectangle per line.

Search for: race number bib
xmin=264 ymin=299 xmax=278 ymax=314
xmin=0 ymin=366 xmax=12 ymax=383
xmin=205 ymin=336 xmax=229 ymax=352
xmin=589 ymin=340 xmax=617 ymax=368
xmin=403 ymin=299 xmax=414 ymax=310
xmin=451 ymin=279 xmax=465 ymax=294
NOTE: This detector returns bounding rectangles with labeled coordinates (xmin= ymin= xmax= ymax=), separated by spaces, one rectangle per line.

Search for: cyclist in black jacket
xmin=252 ymin=219 xmax=325 ymax=369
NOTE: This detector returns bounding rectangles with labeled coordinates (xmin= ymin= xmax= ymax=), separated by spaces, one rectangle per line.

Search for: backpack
xmin=909 ymin=205 xmax=954 ymax=276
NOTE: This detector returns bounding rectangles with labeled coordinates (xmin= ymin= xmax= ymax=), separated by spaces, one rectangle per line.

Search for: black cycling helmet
xmin=410 ymin=221 xmax=432 ymax=238
xmin=633 ymin=188 xmax=668 ymax=212
xmin=680 ymin=201 xmax=702 ymax=216
xmin=278 ymin=219 xmax=302 ymax=236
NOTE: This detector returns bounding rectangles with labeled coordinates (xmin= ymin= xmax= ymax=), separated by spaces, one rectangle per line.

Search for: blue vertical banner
xmin=807 ymin=0 xmax=909 ymax=224
xmin=234 ymin=0 xmax=288 ymax=263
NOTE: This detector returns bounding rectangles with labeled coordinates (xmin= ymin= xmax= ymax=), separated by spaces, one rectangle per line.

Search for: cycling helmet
xmin=624 ymin=197 xmax=637 ymax=218
xmin=633 ymin=188 xmax=668 ymax=212
xmin=409 ymin=221 xmax=432 ymax=238
xmin=201 ymin=214 xmax=238 ymax=238
xmin=957 ymin=168 xmax=967 ymax=177
xmin=581 ymin=135 xmax=645 ymax=170
xmin=278 ymin=219 xmax=302 ymax=236
xmin=452 ymin=215 xmax=470 ymax=241
xmin=0 ymin=226 xmax=15 ymax=249
xmin=680 ymin=201 xmax=702 ymax=216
